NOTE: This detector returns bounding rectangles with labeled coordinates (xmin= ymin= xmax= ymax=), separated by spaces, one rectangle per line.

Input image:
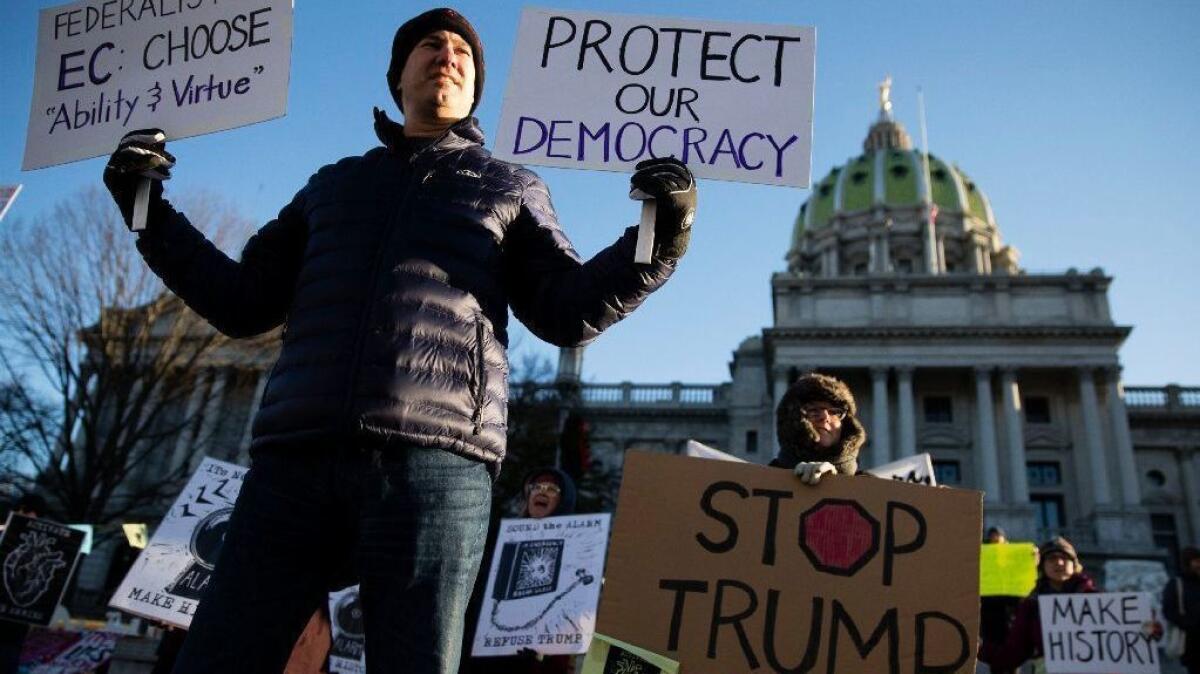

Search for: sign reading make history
xmin=471 ymin=513 xmax=612 ymax=658
xmin=495 ymin=8 xmax=815 ymax=188
xmin=23 ymin=0 xmax=293 ymax=170
xmin=0 ymin=513 xmax=85 ymax=626
xmin=1037 ymin=592 xmax=1161 ymax=674
xmin=109 ymin=457 xmax=245 ymax=628
xmin=597 ymin=451 xmax=984 ymax=673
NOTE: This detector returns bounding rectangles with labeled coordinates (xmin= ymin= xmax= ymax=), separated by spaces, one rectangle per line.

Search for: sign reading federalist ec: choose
xmin=495 ymin=8 xmax=815 ymax=188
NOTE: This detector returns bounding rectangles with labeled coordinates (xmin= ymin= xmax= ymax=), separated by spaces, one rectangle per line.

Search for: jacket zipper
xmin=471 ymin=317 xmax=487 ymax=435
xmin=341 ymin=146 xmax=436 ymax=434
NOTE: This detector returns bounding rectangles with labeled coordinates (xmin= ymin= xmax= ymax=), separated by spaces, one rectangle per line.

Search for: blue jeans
xmin=172 ymin=445 xmax=492 ymax=674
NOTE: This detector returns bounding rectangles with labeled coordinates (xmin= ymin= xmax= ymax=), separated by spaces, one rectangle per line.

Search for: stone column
xmin=1078 ymin=367 xmax=1113 ymax=506
xmin=999 ymin=369 xmax=1029 ymax=503
xmin=170 ymin=370 xmax=211 ymax=473
xmin=870 ymin=367 xmax=891 ymax=467
xmin=238 ymin=369 xmax=270 ymax=454
xmin=974 ymin=367 xmax=1002 ymax=503
xmin=1182 ymin=452 xmax=1200 ymax=546
xmin=1104 ymin=367 xmax=1141 ymax=506
xmin=771 ymin=368 xmax=790 ymax=454
xmin=896 ymin=367 xmax=916 ymax=457
xmin=194 ymin=369 xmax=231 ymax=465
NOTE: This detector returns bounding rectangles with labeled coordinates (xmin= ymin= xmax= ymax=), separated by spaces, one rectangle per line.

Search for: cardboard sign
xmin=685 ymin=439 xmax=746 ymax=463
xmin=109 ymin=457 xmax=245 ymax=628
xmin=328 ymin=585 xmax=366 ymax=674
xmin=23 ymin=0 xmax=293 ymax=170
xmin=581 ymin=633 xmax=680 ymax=674
xmin=17 ymin=628 xmax=119 ymax=674
xmin=980 ymin=543 xmax=1038 ymax=597
xmin=0 ymin=513 xmax=85 ymax=626
xmin=0 ymin=185 xmax=22 ymax=223
xmin=471 ymin=513 xmax=611 ymax=657
xmin=866 ymin=453 xmax=937 ymax=486
xmin=597 ymin=451 xmax=983 ymax=673
xmin=1037 ymin=592 xmax=1160 ymax=673
xmin=495 ymin=8 xmax=815 ymax=188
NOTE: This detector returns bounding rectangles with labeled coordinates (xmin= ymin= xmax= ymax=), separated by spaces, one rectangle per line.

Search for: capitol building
xmin=555 ymin=83 xmax=1200 ymax=568
xmin=72 ymin=84 xmax=1200 ymax=605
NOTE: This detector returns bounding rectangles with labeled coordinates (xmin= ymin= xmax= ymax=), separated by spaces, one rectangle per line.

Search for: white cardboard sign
xmin=495 ymin=7 xmax=815 ymax=188
xmin=109 ymin=457 xmax=245 ymax=628
xmin=1037 ymin=592 xmax=1160 ymax=674
xmin=23 ymin=0 xmax=293 ymax=170
xmin=866 ymin=453 xmax=938 ymax=486
xmin=684 ymin=439 xmax=746 ymax=463
xmin=471 ymin=513 xmax=611 ymax=657
xmin=0 ymin=185 xmax=23 ymax=224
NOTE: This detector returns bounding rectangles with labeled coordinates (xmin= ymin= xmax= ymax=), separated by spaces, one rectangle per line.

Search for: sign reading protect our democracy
xmin=1037 ymin=592 xmax=1160 ymax=674
xmin=495 ymin=8 xmax=815 ymax=188
xmin=598 ymin=451 xmax=983 ymax=673
xmin=0 ymin=513 xmax=85 ymax=626
xmin=471 ymin=513 xmax=611 ymax=657
xmin=23 ymin=0 xmax=293 ymax=170
xmin=109 ymin=457 xmax=245 ymax=628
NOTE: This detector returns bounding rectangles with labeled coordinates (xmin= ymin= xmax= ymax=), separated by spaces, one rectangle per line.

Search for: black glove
xmin=103 ymin=129 xmax=175 ymax=230
xmin=630 ymin=157 xmax=696 ymax=260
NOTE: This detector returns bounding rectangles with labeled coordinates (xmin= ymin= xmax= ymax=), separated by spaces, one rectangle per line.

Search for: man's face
xmin=801 ymin=403 xmax=845 ymax=448
xmin=399 ymin=29 xmax=475 ymax=122
xmin=525 ymin=477 xmax=562 ymax=519
xmin=1188 ymin=557 xmax=1200 ymax=575
xmin=1042 ymin=553 xmax=1076 ymax=584
xmin=986 ymin=531 xmax=1007 ymax=544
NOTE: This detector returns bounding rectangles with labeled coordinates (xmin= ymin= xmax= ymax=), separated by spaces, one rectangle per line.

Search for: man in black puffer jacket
xmin=102 ymin=8 xmax=695 ymax=674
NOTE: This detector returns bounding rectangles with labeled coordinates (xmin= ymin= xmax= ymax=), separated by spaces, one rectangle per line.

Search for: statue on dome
xmin=878 ymin=75 xmax=894 ymax=118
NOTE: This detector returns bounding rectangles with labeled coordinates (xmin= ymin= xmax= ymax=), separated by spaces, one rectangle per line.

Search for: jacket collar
xmin=372 ymin=107 xmax=485 ymax=155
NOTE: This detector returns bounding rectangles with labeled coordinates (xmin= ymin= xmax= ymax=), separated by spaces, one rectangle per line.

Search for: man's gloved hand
xmin=794 ymin=461 xmax=837 ymax=486
xmin=103 ymin=129 xmax=174 ymax=230
xmin=630 ymin=157 xmax=696 ymax=260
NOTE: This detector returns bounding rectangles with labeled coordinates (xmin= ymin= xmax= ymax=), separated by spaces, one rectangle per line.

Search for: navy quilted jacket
xmin=135 ymin=113 xmax=676 ymax=466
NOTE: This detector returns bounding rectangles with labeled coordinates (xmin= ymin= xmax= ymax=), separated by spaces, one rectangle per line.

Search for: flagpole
xmin=917 ymin=87 xmax=940 ymax=274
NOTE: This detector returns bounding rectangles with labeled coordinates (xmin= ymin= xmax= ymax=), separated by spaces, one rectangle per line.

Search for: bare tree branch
xmin=0 ymin=187 xmax=253 ymax=536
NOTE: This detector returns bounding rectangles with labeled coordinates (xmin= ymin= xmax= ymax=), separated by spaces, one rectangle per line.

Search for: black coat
xmin=1163 ymin=573 xmax=1200 ymax=665
xmin=135 ymin=113 xmax=675 ymax=466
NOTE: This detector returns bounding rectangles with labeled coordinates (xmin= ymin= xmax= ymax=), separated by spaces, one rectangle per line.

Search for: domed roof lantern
xmin=864 ymin=75 xmax=914 ymax=152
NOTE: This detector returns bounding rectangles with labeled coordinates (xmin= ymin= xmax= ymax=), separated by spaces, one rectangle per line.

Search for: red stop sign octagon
xmin=799 ymin=499 xmax=881 ymax=577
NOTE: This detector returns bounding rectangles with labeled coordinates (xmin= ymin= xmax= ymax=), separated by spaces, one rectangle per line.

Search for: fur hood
xmin=772 ymin=373 xmax=866 ymax=475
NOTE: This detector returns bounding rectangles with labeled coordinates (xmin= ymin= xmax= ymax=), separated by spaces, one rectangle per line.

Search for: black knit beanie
xmin=387 ymin=8 xmax=485 ymax=114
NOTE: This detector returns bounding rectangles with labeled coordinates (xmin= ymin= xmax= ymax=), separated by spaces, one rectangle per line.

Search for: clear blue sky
xmin=2 ymin=0 xmax=1197 ymax=387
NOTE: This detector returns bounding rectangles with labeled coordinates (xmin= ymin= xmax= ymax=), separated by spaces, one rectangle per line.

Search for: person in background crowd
xmin=0 ymin=494 xmax=49 ymax=674
xmin=1163 ymin=546 xmax=1200 ymax=673
xmin=459 ymin=468 xmax=577 ymax=674
xmin=978 ymin=537 xmax=1096 ymax=670
xmin=978 ymin=526 xmax=1019 ymax=674
xmin=770 ymin=373 xmax=866 ymax=485
xmin=103 ymin=7 xmax=693 ymax=673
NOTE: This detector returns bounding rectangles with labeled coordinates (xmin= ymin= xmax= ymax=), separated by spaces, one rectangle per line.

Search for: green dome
xmin=794 ymin=148 xmax=995 ymax=235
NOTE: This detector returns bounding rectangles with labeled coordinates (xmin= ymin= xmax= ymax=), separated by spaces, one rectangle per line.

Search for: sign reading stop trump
xmin=597 ymin=451 xmax=983 ymax=673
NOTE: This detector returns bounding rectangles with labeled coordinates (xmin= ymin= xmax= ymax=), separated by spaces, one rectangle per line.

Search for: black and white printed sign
xmin=471 ymin=513 xmax=611 ymax=657
xmin=865 ymin=453 xmax=938 ymax=486
xmin=1037 ymin=592 xmax=1160 ymax=674
xmin=328 ymin=585 xmax=366 ymax=674
xmin=109 ymin=457 xmax=244 ymax=628
xmin=0 ymin=513 xmax=85 ymax=626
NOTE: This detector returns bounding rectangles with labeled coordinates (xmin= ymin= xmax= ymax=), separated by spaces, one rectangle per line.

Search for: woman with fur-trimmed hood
xmin=770 ymin=373 xmax=867 ymax=484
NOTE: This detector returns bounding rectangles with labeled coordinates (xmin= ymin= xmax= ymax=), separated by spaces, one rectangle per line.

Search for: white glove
xmin=794 ymin=461 xmax=837 ymax=485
